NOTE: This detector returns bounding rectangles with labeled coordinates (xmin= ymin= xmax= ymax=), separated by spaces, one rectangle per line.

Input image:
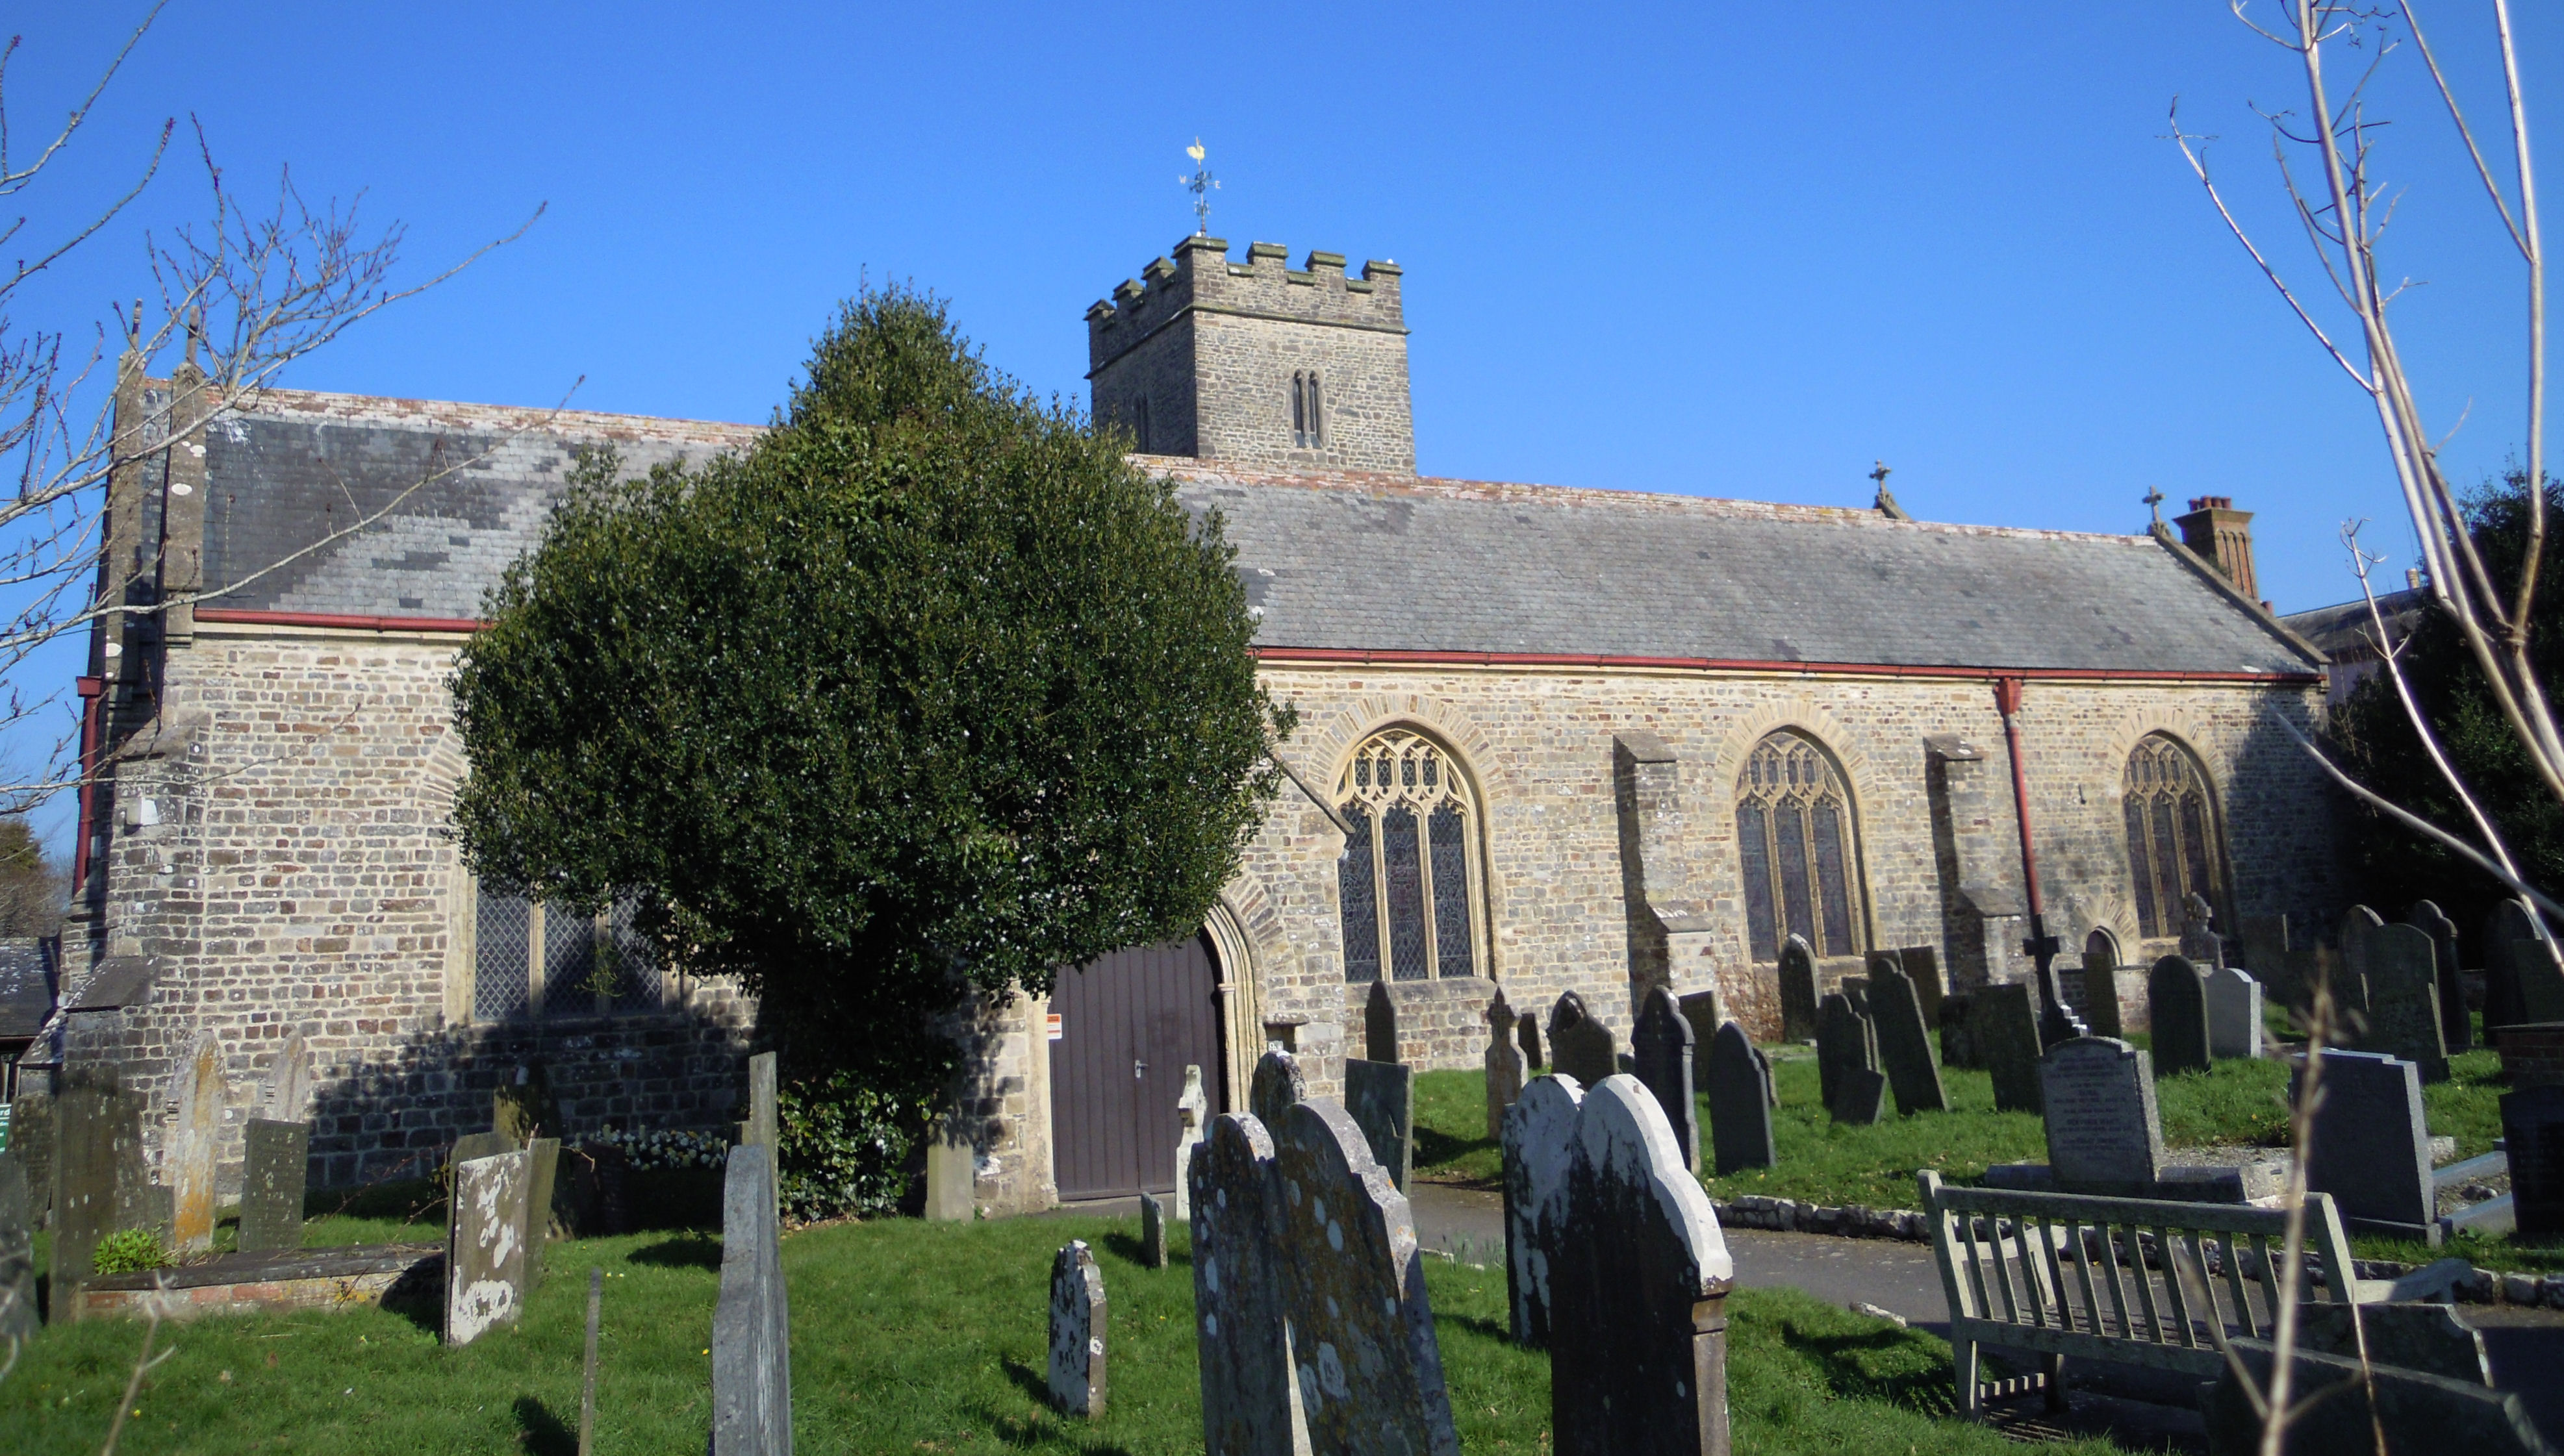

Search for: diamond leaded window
xmin=471 ymin=883 xmax=663 ymax=1022
xmin=1337 ymin=729 xmax=1479 ymax=983
xmin=1734 ymin=731 xmax=1862 ymax=962
xmin=2124 ymin=734 xmax=2226 ymax=940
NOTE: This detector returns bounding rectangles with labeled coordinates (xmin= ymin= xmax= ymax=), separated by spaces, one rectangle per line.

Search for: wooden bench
xmin=1916 ymin=1171 xmax=2470 ymax=1416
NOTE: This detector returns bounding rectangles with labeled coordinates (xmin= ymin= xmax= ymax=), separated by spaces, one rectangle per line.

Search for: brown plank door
xmin=1048 ymin=932 xmax=1224 ymax=1201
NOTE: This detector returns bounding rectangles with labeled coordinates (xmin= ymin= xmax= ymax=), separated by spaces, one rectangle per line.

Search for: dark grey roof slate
xmin=2279 ymin=587 xmax=2428 ymax=664
xmin=0 ymin=937 xmax=57 ymax=1039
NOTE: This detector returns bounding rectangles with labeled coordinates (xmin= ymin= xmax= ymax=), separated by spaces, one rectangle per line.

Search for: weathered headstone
xmin=1191 ymin=1113 xmax=1299 ymax=1456
xmin=236 ymin=1118 xmax=310 ymax=1253
xmin=1937 ymin=992 xmax=1978 ymax=1069
xmin=1365 ymin=980 xmax=1399 ymax=1064
xmin=492 ymin=1059 xmax=559 ymax=1146
xmin=49 ymin=1070 xmax=144 ymax=1314
xmin=2483 ymin=899 xmax=2541 ymax=1031
xmin=1816 ymin=993 xmax=1883 ymax=1125
xmin=2363 ymin=925 xmax=2449 ymax=1083
xmin=1517 ymin=1007 xmax=1543 ymax=1070
xmin=170 ymin=1030 xmax=226 ymax=1254
xmin=2039 ymin=1036 xmax=2164 ymax=1196
xmin=2408 ymin=900 xmax=2470 ymax=1053
xmin=2081 ymin=933 xmax=2127 ymax=1038
xmin=2339 ymin=905 xmax=2388 ymax=1038
xmin=1485 ymin=992 xmax=1527 ymax=1138
xmin=1972 ymin=983 xmax=2043 ymax=1114
xmin=1048 ymin=1238 xmax=1108 ymax=1418
xmin=1705 ymin=1022 xmax=1775 ymax=1176
xmin=1547 ymin=990 xmax=1618 ymax=1088
xmin=711 ymin=1142 xmax=792 ymax=1456
xmin=2205 ymin=966 xmax=2265 ymax=1062
xmin=2502 ymin=1083 xmax=2564 ymax=1240
xmin=1677 ymin=989 xmax=1723 ymax=1092
xmin=446 ymin=1148 xmax=532 ymax=1346
xmin=744 ymin=1049 xmax=778 ymax=1153
xmin=1630 ymin=987 xmax=1699 ymax=1171
xmin=922 ymin=1116 xmax=974 ymax=1224
xmin=1173 ymin=1064 xmax=1209 ymax=1220
xmin=524 ymin=1137 xmax=561 ymax=1278
xmin=2146 ymin=955 xmax=2212 ymax=1075
xmin=1138 ymin=1191 xmax=1167 ymax=1269
xmin=1272 ymin=1098 xmax=1461 ymax=1456
xmin=1897 ymin=944 xmax=1946 ymax=1027
xmin=1343 ymin=1057 xmax=1415 ymax=1192
xmin=2179 ymin=892 xmax=2224 ymax=968
xmin=2238 ymin=914 xmax=2289 ymax=977
xmin=1249 ymin=1049 xmax=1304 ymax=1128
xmin=1549 ymin=1076 xmax=1734 ymax=1456
xmin=259 ymin=1027 xmax=310 ymax=1123
xmin=1865 ymin=955 xmax=1946 ymax=1114
xmin=1777 ymin=935 xmax=1820 ymax=1043
xmin=450 ymin=1129 xmax=514 ymax=1169
xmin=2517 ymin=929 xmax=2564 ymax=1025
xmin=0 ymin=1153 xmax=34 ymax=1342
xmin=5 ymin=1092 xmax=53 ymax=1233
xmin=2295 ymin=1049 xmax=2434 ymax=1238
xmin=1502 ymin=1074 xmax=1582 ymax=1349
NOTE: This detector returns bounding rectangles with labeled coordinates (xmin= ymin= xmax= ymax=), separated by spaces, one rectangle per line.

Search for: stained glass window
xmin=2125 ymin=734 xmax=2228 ymax=938
xmin=1336 ymin=729 xmax=1482 ymax=981
xmin=1734 ymin=732 xmax=1864 ymax=961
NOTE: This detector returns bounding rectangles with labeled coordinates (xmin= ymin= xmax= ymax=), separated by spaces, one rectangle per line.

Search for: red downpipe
xmin=72 ymin=675 xmax=103 ymax=892
xmin=1992 ymin=676 xmax=2082 ymax=1044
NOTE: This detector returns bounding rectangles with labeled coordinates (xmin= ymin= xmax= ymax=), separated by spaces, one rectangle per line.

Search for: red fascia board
xmin=1250 ymin=644 xmax=2322 ymax=685
xmin=196 ymin=607 xmax=484 ymax=634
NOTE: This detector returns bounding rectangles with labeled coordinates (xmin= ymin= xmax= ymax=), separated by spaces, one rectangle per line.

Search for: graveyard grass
xmin=3 ymin=1209 xmax=2129 ymax=1455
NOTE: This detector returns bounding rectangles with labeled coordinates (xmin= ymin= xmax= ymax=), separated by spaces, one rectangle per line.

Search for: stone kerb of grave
xmin=1191 ymin=1112 xmax=1300 ymax=1456
xmin=713 ymin=1142 xmax=793 ymax=1456
xmin=1971 ymin=983 xmax=2042 ymax=1114
xmin=2146 ymin=955 xmax=2213 ymax=1075
xmin=2503 ymin=1084 xmax=2564 ymax=1240
xmin=1631 ymin=987 xmax=1699 ymax=1172
xmin=1343 ymin=1057 xmax=1415 ymax=1193
xmin=1502 ymin=1074 xmax=1584 ymax=1351
xmin=446 ymin=1147 xmax=533 ymax=1347
xmin=1049 ymin=1238 xmax=1108 ymax=1418
xmin=1777 ymin=935 xmax=1820 ymax=1044
xmin=1548 ymin=990 xmax=1618 ymax=1089
xmin=2363 ymin=926 xmax=2450 ymax=1083
xmin=2203 ymin=966 xmax=2265 ymax=1063
xmin=1706 ymin=1022 xmax=1775 ymax=1175
xmin=1551 ymin=1075 xmax=1735 ymax=1456
xmin=0 ymin=1152 xmax=35 ymax=1342
xmin=1173 ymin=1065 xmax=1210 ymax=1220
xmin=238 ymin=1119 xmax=311 ymax=1253
xmin=1816 ymin=993 xmax=1885 ymax=1127
xmin=1865 ymin=956 xmax=1948 ymax=1115
xmin=2296 ymin=1049 xmax=2436 ymax=1240
xmin=2038 ymin=1037 xmax=2164 ymax=1197
xmin=1484 ymin=991 xmax=1527 ymax=1140
xmin=2407 ymin=900 xmax=2470 ymax=1053
xmin=1273 ymin=1098 xmax=1462 ymax=1456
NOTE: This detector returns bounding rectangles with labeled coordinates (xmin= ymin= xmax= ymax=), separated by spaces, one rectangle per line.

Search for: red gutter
xmin=71 ymin=676 xmax=103 ymax=893
xmin=196 ymin=607 xmax=484 ymax=634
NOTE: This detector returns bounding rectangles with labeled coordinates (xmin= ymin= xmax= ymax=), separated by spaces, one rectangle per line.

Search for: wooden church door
xmin=1048 ymin=932 xmax=1224 ymax=1201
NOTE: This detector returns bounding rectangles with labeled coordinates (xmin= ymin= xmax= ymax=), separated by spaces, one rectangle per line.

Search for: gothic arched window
xmin=1336 ymin=729 xmax=1479 ymax=982
xmin=2124 ymin=733 xmax=2227 ymax=939
xmin=1291 ymin=371 xmax=1324 ymax=449
xmin=1134 ymin=395 xmax=1152 ymax=453
xmin=1734 ymin=731 xmax=1862 ymax=962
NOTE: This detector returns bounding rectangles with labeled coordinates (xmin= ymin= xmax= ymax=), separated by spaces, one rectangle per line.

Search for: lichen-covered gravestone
xmin=1048 ymin=1238 xmax=1108 ymax=1417
xmin=2296 ymin=1050 xmax=2435 ymax=1238
xmin=1485 ymin=990 xmax=1527 ymax=1139
xmin=1173 ymin=1064 xmax=1210 ymax=1220
xmin=1365 ymin=980 xmax=1399 ymax=1064
xmin=1250 ymin=1049 xmax=1305 ymax=1128
xmin=1273 ymin=1099 xmax=1461 ymax=1456
xmin=1630 ymin=987 xmax=1699 ymax=1172
xmin=1191 ymin=1113 xmax=1300 ymax=1456
xmin=2038 ymin=1036 xmax=2163 ymax=1197
xmin=1777 ymin=935 xmax=1820 ymax=1043
xmin=1705 ymin=1022 xmax=1774 ymax=1175
xmin=1343 ymin=1057 xmax=1415 ymax=1192
xmin=2146 ymin=956 xmax=2211 ymax=1075
xmin=1816 ymin=993 xmax=1884 ymax=1126
xmin=0 ymin=1152 xmax=35 ymax=1342
xmin=49 ymin=1068 xmax=144 ymax=1310
xmin=2407 ymin=900 xmax=2470 ymax=1053
xmin=1139 ymin=1192 xmax=1167 ymax=1270
xmin=170 ymin=1031 xmax=227 ymax=1254
xmin=446 ymin=1147 xmax=532 ymax=1346
xmin=237 ymin=1118 xmax=311 ymax=1253
xmin=1677 ymin=990 xmax=1722 ymax=1092
xmin=1550 ymin=1076 xmax=1734 ymax=1456
xmin=2362 ymin=925 xmax=2449 ymax=1083
xmin=2203 ymin=966 xmax=2265 ymax=1062
xmin=1971 ymin=983 xmax=2042 ymax=1114
xmin=713 ymin=1143 xmax=793 ymax=1455
xmin=1502 ymin=1074 xmax=1583 ymax=1350
xmin=1865 ymin=955 xmax=1946 ymax=1114
xmin=1548 ymin=990 xmax=1618 ymax=1089
xmin=260 ymin=1027 xmax=311 ymax=1122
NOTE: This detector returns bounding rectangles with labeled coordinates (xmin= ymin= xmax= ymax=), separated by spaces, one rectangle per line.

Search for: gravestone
xmin=2363 ymin=925 xmax=2450 ymax=1083
xmin=1972 ymin=983 xmax=2043 ymax=1114
xmin=0 ymin=1153 xmax=34 ymax=1342
xmin=1777 ymin=935 xmax=1820 ymax=1042
xmin=2081 ymin=934 xmax=2127 ymax=1038
xmin=1048 ymin=1238 xmax=1108 ymax=1417
xmin=1501 ymin=1075 xmax=1583 ymax=1350
xmin=1173 ymin=1064 xmax=1209 ymax=1220
xmin=2179 ymin=892 xmax=2223 ymax=968
xmin=1630 ymin=987 xmax=1699 ymax=1170
xmin=1938 ymin=993 xmax=1977 ymax=1069
xmin=2040 ymin=1037 xmax=2164 ymax=1196
xmin=2502 ymin=1084 xmax=2564 ymax=1240
xmin=1841 ymin=979 xmax=1870 ymax=1017
xmin=170 ymin=1031 xmax=226 ymax=1254
xmin=446 ymin=1147 xmax=532 ymax=1346
xmin=260 ymin=1027 xmax=311 ymax=1122
xmin=1139 ymin=1191 xmax=1166 ymax=1269
xmin=524 ymin=1138 xmax=561 ymax=1276
xmin=1343 ymin=1057 xmax=1415 ymax=1191
xmin=2515 ymin=927 xmax=2564 ymax=1025
xmin=492 ymin=1059 xmax=559 ymax=1146
xmin=1365 ymin=980 xmax=1399 ymax=1064
xmin=2207 ymin=1339 xmax=2552 ymax=1456
xmin=1678 ymin=990 xmax=1723 ymax=1092
xmin=2296 ymin=1049 xmax=2435 ymax=1238
xmin=1549 ymin=1076 xmax=1734 ymax=1456
xmin=1250 ymin=1049 xmax=1304 ymax=1127
xmin=237 ymin=1118 xmax=310 ymax=1253
xmin=2147 ymin=955 xmax=2212 ymax=1075
xmin=49 ymin=1070 xmax=145 ymax=1313
xmin=2482 ymin=900 xmax=2538 ymax=1030
xmin=1898 ymin=944 xmax=1946 ymax=1027
xmin=5 ymin=1092 xmax=52 ymax=1233
xmin=1547 ymin=990 xmax=1618 ymax=1088
xmin=1518 ymin=1007 xmax=1543 ymax=1070
xmin=1272 ymin=1098 xmax=1462 ymax=1456
xmin=2339 ymin=905 xmax=2388 ymax=1038
xmin=744 ymin=1049 xmax=778 ymax=1157
xmin=1865 ymin=955 xmax=1946 ymax=1114
xmin=1191 ymin=1114 xmax=1299 ymax=1456
xmin=2239 ymin=914 xmax=2289 ymax=978
xmin=1816 ymin=993 xmax=1883 ymax=1125
xmin=712 ymin=1143 xmax=792 ymax=1456
xmin=2205 ymin=966 xmax=2265 ymax=1062
xmin=1706 ymin=1022 xmax=1775 ymax=1175
xmin=2408 ymin=900 xmax=2470 ymax=1053
xmin=1484 ymin=992 xmax=1527 ymax=1138
xmin=450 ymin=1129 xmax=514 ymax=1170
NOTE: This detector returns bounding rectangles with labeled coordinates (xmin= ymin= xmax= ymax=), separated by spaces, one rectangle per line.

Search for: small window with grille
xmin=1336 ymin=729 xmax=1480 ymax=983
xmin=469 ymin=883 xmax=665 ymax=1023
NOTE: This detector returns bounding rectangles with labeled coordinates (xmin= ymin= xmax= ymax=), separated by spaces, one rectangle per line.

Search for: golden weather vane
xmin=1182 ymin=138 xmax=1219 ymax=235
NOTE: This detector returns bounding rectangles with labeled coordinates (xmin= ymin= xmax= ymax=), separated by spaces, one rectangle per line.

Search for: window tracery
xmin=2124 ymin=734 xmax=2226 ymax=939
xmin=1336 ymin=729 xmax=1479 ymax=982
xmin=1734 ymin=731 xmax=1862 ymax=962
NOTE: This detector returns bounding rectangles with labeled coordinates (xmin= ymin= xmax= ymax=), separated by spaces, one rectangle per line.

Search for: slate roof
xmin=0 ymin=936 xmax=57 ymax=1040
xmin=2279 ymin=587 xmax=2428 ymax=666
xmin=196 ymin=390 xmax=2316 ymax=675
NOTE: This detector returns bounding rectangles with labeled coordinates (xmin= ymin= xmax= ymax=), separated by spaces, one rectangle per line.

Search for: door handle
xmin=1134 ymin=1059 xmax=1147 ymax=1081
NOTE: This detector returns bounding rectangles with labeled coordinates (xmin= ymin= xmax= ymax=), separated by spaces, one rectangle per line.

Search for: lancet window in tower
xmin=1291 ymin=370 xmax=1324 ymax=449
xmin=1134 ymin=395 xmax=1151 ymax=453
xmin=2124 ymin=733 xmax=2227 ymax=940
xmin=1336 ymin=729 xmax=1479 ymax=982
xmin=1734 ymin=731 xmax=1862 ymax=962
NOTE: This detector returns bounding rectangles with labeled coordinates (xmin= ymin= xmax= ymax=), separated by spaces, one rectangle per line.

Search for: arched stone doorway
xmin=1047 ymin=931 xmax=1226 ymax=1201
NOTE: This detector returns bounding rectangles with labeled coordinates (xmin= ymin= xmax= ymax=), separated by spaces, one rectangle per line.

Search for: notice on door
xmin=1047 ymin=1012 xmax=1063 ymax=1042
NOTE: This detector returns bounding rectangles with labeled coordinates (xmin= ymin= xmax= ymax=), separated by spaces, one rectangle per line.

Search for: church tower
xmin=1085 ymin=236 xmax=1414 ymax=474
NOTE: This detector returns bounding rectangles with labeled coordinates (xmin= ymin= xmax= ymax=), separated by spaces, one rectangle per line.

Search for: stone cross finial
xmin=2144 ymin=486 xmax=2167 ymax=526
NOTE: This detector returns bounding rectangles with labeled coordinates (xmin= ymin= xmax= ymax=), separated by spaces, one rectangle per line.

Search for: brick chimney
xmin=2174 ymin=496 xmax=2257 ymax=599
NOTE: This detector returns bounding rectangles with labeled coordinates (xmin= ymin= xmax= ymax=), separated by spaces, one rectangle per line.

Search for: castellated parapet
xmin=1086 ymin=235 xmax=1413 ymax=474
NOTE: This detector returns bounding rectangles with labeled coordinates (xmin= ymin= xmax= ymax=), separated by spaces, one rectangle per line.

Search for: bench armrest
xmin=2352 ymin=1257 xmax=2471 ymax=1305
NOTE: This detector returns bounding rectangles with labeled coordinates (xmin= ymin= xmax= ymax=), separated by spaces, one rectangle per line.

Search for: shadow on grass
xmin=628 ymin=1235 xmax=723 ymax=1270
xmin=971 ymin=1394 xmax=1143 ymax=1455
xmin=379 ymin=1255 xmax=446 ymax=1337
xmin=1775 ymin=1319 xmax=1959 ymax=1416
xmin=513 ymin=1395 xmax=578 ymax=1456
xmin=1434 ymin=1311 xmax=1514 ymax=1344
xmin=1000 ymin=1355 xmax=1052 ymax=1407
xmin=1097 ymin=1232 xmax=1193 ymax=1271
xmin=1413 ymin=1126 xmax=1497 ymax=1181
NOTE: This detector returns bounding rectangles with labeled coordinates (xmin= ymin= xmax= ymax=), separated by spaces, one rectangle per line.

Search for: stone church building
xmin=18 ymin=233 xmax=2340 ymax=1218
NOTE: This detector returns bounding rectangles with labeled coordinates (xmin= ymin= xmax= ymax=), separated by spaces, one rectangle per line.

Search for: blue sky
xmin=8 ymin=3 xmax=2558 ymax=849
